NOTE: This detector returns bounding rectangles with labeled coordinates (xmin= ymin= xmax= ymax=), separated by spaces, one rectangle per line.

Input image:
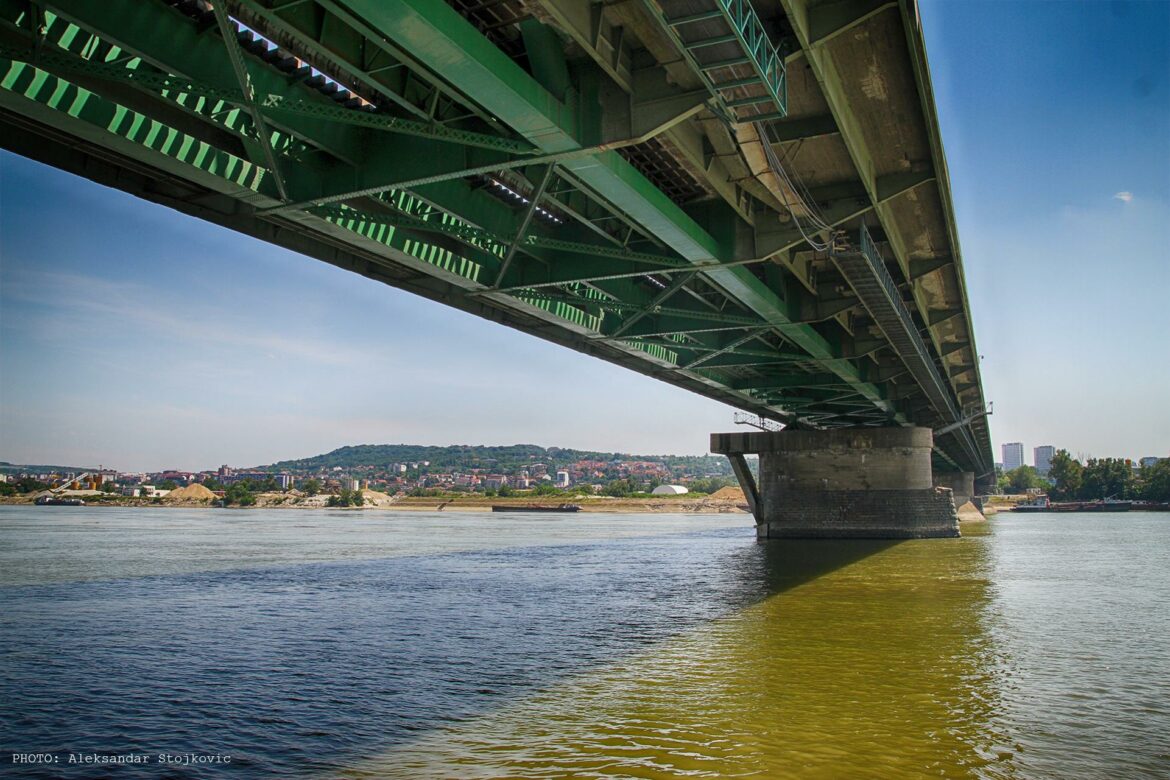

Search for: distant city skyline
xmin=1 ymin=0 xmax=1168 ymax=471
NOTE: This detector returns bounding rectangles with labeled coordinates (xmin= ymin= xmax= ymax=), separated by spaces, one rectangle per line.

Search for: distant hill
xmin=0 ymin=461 xmax=95 ymax=474
xmin=265 ymin=443 xmax=732 ymax=476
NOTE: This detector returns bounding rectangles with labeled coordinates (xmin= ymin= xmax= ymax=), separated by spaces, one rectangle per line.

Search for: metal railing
xmin=734 ymin=411 xmax=784 ymax=431
xmin=713 ymin=0 xmax=787 ymax=116
xmin=857 ymin=222 xmax=959 ymax=420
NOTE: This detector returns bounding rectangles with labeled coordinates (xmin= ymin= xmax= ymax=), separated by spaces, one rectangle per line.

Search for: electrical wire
xmin=754 ymin=121 xmax=834 ymax=251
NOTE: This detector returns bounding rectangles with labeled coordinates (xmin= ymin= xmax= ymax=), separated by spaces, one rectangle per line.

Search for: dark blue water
xmin=1 ymin=510 xmax=763 ymax=777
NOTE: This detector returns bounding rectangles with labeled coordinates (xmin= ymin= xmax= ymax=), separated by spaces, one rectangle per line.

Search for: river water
xmin=1 ymin=507 xmax=1167 ymax=778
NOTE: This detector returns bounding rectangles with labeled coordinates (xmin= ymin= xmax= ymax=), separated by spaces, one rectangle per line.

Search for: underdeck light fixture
xmin=487 ymin=178 xmax=563 ymax=224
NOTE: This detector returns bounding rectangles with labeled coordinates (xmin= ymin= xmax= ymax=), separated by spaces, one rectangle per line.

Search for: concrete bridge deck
xmin=0 ymin=0 xmax=991 ymax=479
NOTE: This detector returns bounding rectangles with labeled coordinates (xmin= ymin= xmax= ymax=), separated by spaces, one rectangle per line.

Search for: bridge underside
xmin=0 ymin=0 xmax=991 ymax=477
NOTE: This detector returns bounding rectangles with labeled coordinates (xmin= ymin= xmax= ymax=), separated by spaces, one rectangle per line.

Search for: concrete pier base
xmin=711 ymin=428 xmax=960 ymax=539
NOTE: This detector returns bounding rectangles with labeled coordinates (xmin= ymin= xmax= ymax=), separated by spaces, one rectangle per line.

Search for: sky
xmin=1 ymin=0 xmax=1167 ymax=472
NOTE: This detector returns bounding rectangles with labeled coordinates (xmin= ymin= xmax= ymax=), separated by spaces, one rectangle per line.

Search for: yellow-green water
xmin=344 ymin=533 xmax=1007 ymax=779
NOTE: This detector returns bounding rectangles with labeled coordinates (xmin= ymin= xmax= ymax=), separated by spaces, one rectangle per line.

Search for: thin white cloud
xmin=3 ymin=270 xmax=375 ymax=366
xmin=1113 ymin=191 xmax=1134 ymax=203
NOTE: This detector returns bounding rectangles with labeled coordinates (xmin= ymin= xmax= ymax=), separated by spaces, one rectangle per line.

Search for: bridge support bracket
xmin=712 ymin=427 xmax=960 ymax=538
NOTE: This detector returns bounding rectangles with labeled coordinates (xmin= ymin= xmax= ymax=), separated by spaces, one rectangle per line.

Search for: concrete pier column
xmin=711 ymin=427 xmax=960 ymax=539
xmin=933 ymin=470 xmax=985 ymax=522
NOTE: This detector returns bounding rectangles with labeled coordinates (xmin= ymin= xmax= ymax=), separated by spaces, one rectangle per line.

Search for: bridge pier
xmin=712 ymin=428 xmax=960 ymax=539
xmin=933 ymin=470 xmax=986 ymax=522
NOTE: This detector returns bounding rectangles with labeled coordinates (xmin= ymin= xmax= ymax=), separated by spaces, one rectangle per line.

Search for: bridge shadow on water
xmin=750 ymin=536 xmax=903 ymax=596
xmin=0 ymin=526 xmax=904 ymax=779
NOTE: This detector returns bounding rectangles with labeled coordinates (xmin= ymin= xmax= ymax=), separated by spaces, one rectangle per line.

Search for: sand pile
xmin=361 ymin=489 xmax=396 ymax=507
xmin=164 ymin=483 xmax=217 ymax=501
xmin=707 ymin=486 xmax=746 ymax=502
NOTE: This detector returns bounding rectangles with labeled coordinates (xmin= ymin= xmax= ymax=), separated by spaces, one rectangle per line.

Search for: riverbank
xmin=0 ymin=491 xmax=752 ymax=514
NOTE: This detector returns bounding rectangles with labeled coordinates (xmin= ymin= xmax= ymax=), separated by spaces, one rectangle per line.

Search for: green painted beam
xmin=729 ymin=373 xmax=850 ymax=392
xmin=335 ymin=0 xmax=894 ymax=415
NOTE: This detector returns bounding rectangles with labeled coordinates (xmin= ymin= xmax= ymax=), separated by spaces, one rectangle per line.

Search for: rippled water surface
xmin=2 ymin=507 xmax=1168 ymax=778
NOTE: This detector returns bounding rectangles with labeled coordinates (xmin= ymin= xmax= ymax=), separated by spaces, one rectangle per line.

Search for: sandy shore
xmin=0 ymin=493 xmax=750 ymax=514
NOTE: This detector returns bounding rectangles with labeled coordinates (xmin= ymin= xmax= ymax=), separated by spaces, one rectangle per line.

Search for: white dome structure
xmin=651 ymin=484 xmax=688 ymax=495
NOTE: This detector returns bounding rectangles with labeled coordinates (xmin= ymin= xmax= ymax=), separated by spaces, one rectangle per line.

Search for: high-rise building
xmin=1002 ymin=442 xmax=1024 ymax=472
xmin=1034 ymin=445 xmax=1055 ymax=476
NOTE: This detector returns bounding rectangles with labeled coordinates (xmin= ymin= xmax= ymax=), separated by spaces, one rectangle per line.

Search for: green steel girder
xmin=37 ymin=0 xmax=362 ymax=160
xmin=682 ymin=326 xmax=773 ymax=369
xmin=229 ymin=0 xmax=429 ymax=122
xmin=0 ymin=57 xmax=276 ymax=202
xmin=622 ymin=338 xmax=794 ymax=362
xmin=510 ymin=290 xmax=757 ymax=327
xmin=233 ymin=0 xmax=503 ymax=129
xmin=314 ymin=204 xmax=691 ymax=281
xmin=729 ymin=373 xmax=850 ymax=392
xmin=345 ymin=187 xmax=749 ymax=343
xmin=610 ymin=319 xmax=757 ymax=340
xmin=0 ymin=41 xmax=534 ymax=154
xmin=491 ymin=255 xmax=770 ymax=294
xmin=606 ymin=272 xmax=699 ymax=339
xmin=327 ymin=0 xmax=895 ymax=418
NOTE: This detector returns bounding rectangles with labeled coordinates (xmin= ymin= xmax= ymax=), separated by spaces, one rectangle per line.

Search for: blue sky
xmin=1 ymin=0 xmax=1167 ymax=471
xmin=920 ymin=0 xmax=1169 ymax=463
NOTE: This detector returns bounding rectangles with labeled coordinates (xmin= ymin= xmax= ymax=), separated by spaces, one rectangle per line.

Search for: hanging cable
xmin=754 ymin=121 xmax=834 ymax=251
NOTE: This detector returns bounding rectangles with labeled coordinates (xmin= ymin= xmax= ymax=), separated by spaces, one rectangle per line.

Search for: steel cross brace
xmin=491 ymin=163 xmax=557 ymax=288
xmin=210 ymin=2 xmax=289 ymax=202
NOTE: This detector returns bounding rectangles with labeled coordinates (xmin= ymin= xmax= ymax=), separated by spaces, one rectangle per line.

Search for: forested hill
xmin=265 ymin=444 xmax=731 ymax=475
xmin=0 ymin=461 xmax=95 ymax=475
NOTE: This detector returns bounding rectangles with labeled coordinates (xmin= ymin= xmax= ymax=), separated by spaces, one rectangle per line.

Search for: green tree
xmin=301 ymin=478 xmax=321 ymax=497
xmin=1047 ymin=450 xmax=1083 ymax=501
xmin=201 ymin=477 xmax=224 ymax=491
xmin=222 ymin=482 xmax=256 ymax=506
xmin=996 ymin=466 xmax=1046 ymax=494
xmin=603 ymin=479 xmax=634 ymax=497
xmin=1079 ymin=458 xmax=1134 ymax=500
xmin=327 ymin=488 xmax=364 ymax=507
xmin=0 ymin=482 xmax=16 ymax=497
xmin=14 ymin=477 xmax=49 ymax=494
xmin=687 ymin=476 xmax=736 ymax=495
xmin=1010 ymin=466 xmax=1047 ymax=493
xmin=156 ymin=480 xmax=178 ymax=491
xmin=1140 ymin=459 xmax=1170 ymax=502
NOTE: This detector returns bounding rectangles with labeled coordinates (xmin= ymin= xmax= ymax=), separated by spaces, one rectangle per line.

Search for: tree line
xmin=999 ymin=451 xmax=1169 ymax=502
